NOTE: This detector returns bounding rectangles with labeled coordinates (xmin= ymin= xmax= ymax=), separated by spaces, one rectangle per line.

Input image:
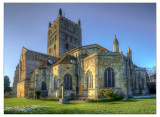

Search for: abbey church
xmin=12 ymin=9 xmax=148 ymax=99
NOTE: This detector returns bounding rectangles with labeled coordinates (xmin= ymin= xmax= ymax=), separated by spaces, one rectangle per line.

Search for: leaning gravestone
xmin=58 ymin=80 xmax=69 ymax=104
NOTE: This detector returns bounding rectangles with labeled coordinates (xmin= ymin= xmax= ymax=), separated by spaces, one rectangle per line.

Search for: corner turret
xmin=78 ymin=19 xmax=81 ymax=26
xmin=127 ymin=46 xmax=132 ymax=61
xmin=113 ymin=35 xmax=119 ymax=52
xmin=59 ymin=8 xmax=62 ymax=17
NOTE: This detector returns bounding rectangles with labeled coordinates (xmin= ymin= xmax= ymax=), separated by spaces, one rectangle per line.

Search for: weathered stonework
xmin=12 ymin=64 xmax=19 ymax=97
xmin=12 ymin=9 xmax=148 ymax=99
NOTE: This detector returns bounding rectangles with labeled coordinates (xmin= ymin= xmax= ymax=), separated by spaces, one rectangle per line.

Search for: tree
xmin=146 ymin=66 xmax=156 ymax=94
xmin=4 ymin=76 xmax=12 ymax=93
xmin=147 ymin=66 xmax=156 ymax=82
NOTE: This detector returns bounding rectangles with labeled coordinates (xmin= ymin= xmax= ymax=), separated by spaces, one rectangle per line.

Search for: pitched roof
xmin=52 ymin=55 xmax=77 ymax=67
xmin=22 ymin=47 xmax=58 ymax=60
xmin=35 ymin=60 xmax=56 ymax=70
xmin=59 ymin=44 xmax=111 ymax=59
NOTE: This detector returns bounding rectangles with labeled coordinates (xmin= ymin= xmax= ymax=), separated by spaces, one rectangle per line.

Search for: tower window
xmin=55 ymin=35 xmax=56 ymax=40
xmin=70 ymin=36 xmax=73 ymax=43
xmin=49 ymin=40 xmax=52 ymax=46
xmin=65 ymin=34 xmax=68 ymax=41
xmin=66 ymin=43 xmax=69 ymax=50
xmin=54 ymin=44 xmax=56 ymax=50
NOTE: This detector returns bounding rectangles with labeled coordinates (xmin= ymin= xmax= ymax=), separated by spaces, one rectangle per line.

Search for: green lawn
xmin=4 ymin=98 xmax=156 ymax=114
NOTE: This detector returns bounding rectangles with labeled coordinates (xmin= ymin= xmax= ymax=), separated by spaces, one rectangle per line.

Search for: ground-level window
xmin=64 ymin=74 xmax=72 ymax=90
xmin=87 ymin=71 xmax=93 ymax=89
xmin=104 ymin=68 xmax=115 ymax=88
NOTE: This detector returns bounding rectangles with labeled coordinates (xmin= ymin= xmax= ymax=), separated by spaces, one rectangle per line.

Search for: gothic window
xmin=70 ymin=36 xmax=73 ymax=43
xmin=54 ymin=77 xmax=57 ymax=90
xmin=42 ymin=81 xmax=46 ymax=90
xmin=49 ymin=40 xmax=52 ymax=46
xmin=54 ymin=44 xmax=56 ymax=50
xmin=48 ymin=30 xmax=52 ymax=36
xmin=52 ymin=38 xmax=54 ymax=43
xmin=86 ymin=71 xmax=93 ymax=89
xmin=20 ymin=61 xmax=22 ymax=72
xmin=104 ymin=68 xmax=115 ymax=88
xmin=66 ymin=43 xmax=69 ymax=50
xmin=142 ymin=78 xmax=144 ymax=90
xmin=64 ymin=74 xmax=72 ymax=90
xmin=65 ymin=34 xmax=68 ymax=41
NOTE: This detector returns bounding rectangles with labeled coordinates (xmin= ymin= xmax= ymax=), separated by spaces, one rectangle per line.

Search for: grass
xmin=4 ymin=97 xmax=156 ymax=114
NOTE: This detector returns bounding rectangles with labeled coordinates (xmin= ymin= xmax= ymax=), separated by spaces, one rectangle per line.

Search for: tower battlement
xmin=47 ymin=9 xmax=82 ymax=57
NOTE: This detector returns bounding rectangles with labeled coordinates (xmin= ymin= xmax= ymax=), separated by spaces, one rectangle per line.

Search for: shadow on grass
xmin=122 ymin=97 xmax=156 ymax=103
xmin=122 ymin=99 xmax=138 ymax=102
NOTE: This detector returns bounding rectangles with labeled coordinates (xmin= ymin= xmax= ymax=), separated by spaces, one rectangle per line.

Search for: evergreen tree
xmin=4 ymin=76 xmax=12 ymax=93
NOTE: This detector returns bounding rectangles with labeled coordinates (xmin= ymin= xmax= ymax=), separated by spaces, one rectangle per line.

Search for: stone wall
xmin=17 ymin=81 xmax=25 ymax=97
xmin=98 ymin=52 xmax=128 ymax=98
xmin=81 ymin=53 xmax=98 ymax=99
xmin=47 ymin=15 xmax=82 ymax=57
xmin=133 ymin=67 xmax=148 ymax=95
xmin=12 ymin=64 xmax=19 ymax=97
xmin=48 ymin=63 xmax=77 ymax=99
xmin=16 ymin=47 xmax=58 ymax=97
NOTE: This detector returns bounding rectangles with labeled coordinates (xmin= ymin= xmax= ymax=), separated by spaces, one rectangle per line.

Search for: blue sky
xmin=4 ymin=3 xmax=156 ymax=86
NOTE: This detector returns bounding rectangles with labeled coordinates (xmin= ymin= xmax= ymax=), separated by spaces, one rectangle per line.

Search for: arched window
xmin=141 ymin=78 xmax=144 ymax=90
xmin=54 ymin=76 xmax=57 ymax=90
xmin=87 ymin=71 xmax=93 ymax=89
xmin=66 ymin=43 xmax=69 ymax=49
xmin=42 ymin=81 xmax=46 ymax=90
xmin=104 ymin=68 xmax=115 ymax=88
xmin=64 ymin=74 xmax=72 ymax=90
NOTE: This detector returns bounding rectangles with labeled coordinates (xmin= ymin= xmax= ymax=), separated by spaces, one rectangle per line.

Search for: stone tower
xmin=113 ymin=35 xmax=119 ymax=52
xmin=47 ymin=8 xmax=82 ymax=57
xmin=127 ymin=46 xmax=132 ymax=61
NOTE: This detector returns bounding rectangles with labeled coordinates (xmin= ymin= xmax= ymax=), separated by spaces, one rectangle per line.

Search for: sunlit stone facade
xmin=12 ymin=9 xmax=148 ymax=99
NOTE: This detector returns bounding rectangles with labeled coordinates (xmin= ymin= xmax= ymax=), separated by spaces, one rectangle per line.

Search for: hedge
xmin=40 ymin=98 xmax=59 ymax=101
xmin=86 ymin=98 xmax=123 ymax=103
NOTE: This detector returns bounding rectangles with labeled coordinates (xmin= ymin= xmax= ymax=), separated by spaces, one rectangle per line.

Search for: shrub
xmin=35 ymin=90 xmax=41 ymax=99
xmin=28 ymin=91 xmax=34 ymax=98
xmin=85 ymin=98 xmax=123 ymax=103
xmin=4 ymin=92 xmax=12 ymax=98
xmin=98 ymin=88 xmax=123 ymax=100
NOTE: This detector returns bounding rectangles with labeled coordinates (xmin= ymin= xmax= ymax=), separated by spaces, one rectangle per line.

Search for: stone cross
xmin=59 ymin=80 xmax=65 ymax=99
